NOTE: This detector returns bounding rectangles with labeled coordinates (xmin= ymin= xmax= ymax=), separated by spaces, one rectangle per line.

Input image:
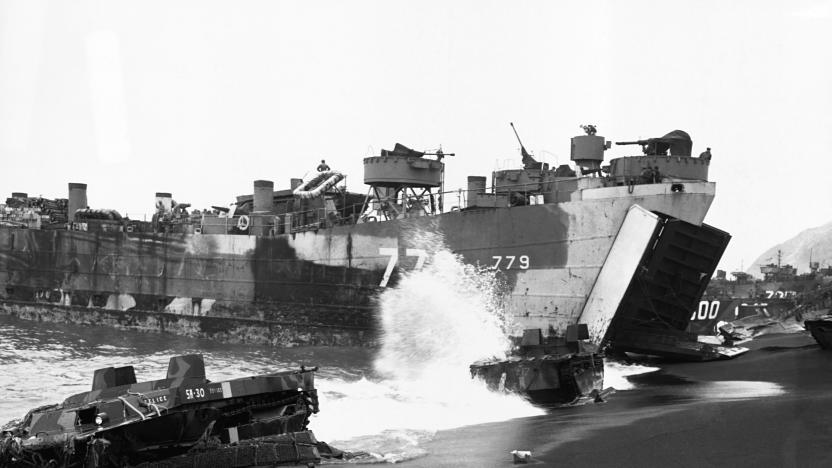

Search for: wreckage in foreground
xmin=0 ymin=355 xmax=321 ymax=467
xmin=471 ymin=325 xmax=604 ymax=403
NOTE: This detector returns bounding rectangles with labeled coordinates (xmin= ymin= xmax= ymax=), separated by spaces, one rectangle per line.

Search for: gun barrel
xmin=615 ymin=140 xmax=648 ymax=146
xmin=510 ymin=122 xmax=525 ymax=147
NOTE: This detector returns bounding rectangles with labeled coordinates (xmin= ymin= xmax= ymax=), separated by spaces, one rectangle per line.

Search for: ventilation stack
xmin=253 ymin=180 xmax=274 ymax=213
xmin=466 ymin=176 xmax=486 ymax=208
xmin=251 ymin=180 xmax=274 ymax=236
xmin=68 ymin=183 xmax=88 ymax=222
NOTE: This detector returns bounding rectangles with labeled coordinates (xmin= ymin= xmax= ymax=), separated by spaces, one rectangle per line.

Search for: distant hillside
xmin=749 ymin=220 xmax=832 ymax=276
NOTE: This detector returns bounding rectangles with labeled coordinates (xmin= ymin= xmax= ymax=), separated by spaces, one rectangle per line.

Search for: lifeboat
xmin=293 ymin=170 xmax=345 ymax=199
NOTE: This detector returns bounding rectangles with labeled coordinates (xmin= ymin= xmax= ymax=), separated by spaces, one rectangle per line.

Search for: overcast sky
xmin=1 ymin=0 xmax=830 ymax=272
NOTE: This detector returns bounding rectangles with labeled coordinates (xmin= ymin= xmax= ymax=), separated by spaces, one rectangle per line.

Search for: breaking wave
xmin=312 ymin=238 xmax=543 ymax=461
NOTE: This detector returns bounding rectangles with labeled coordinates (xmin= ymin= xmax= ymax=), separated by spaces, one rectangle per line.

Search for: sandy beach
xmin=402 ymin=332 xmax=832 ymax=468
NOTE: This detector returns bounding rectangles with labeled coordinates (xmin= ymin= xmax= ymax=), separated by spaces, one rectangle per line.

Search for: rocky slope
xmin=749 ymin=220 xmax=832 ymax=276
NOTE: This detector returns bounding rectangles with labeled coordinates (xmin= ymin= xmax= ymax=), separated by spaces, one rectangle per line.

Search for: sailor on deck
xmin=699 ymin=147 xmax=712 ymax=160
xmin=317 ymin=159 xmax=331 ymax=172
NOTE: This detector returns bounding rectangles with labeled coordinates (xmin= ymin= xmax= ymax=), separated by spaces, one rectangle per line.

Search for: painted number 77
xmin=492 ymin=255 xmax=530 ymax=270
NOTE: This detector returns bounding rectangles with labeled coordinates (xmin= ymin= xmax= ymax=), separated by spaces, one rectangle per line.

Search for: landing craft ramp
xmin=579 ymin=205 xmax=739 ymax=361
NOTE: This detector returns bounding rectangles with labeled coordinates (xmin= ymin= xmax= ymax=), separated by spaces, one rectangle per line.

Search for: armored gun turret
xmin=609 ymin=129 xmax=709 ymax=183
xmin=362 ymin=143 xmax=450 ymax=220
xmin=616 ymin=130 xmax=693 ymax=157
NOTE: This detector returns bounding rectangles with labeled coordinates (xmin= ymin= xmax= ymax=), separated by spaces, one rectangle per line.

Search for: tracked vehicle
xmin=0 ymin=355 xmax=320 ymax=467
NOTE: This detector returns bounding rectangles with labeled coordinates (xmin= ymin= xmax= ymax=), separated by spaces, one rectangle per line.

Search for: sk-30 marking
xmin=184 ymin=387 xmax=206 ymax=400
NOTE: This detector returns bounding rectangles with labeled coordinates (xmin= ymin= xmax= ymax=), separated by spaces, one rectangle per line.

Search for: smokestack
xmin=466 ymin=176 xmax=486 ymax=208
xmin=253 ymin=180 xmax=274 ymax=213
xmin=68 ymin=183 xmax=88 ymax=221
xmin=155 ymin=192 xmax=172 ymax=213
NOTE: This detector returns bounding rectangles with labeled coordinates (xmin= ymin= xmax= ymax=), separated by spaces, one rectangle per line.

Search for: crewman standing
xmin=317 ymin=159 xmax=331 ymax=172
xmin=699 ymin=147 xmax=712 ymax=160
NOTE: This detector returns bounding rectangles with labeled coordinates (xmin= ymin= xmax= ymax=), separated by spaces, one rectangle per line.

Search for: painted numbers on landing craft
xmin=690 ymin=300 xmax=720 ymax=321
xmin=491 ymin=255 xmax=530 ymax=270
xmin=378 ymin=248 xmax=427 ymax=287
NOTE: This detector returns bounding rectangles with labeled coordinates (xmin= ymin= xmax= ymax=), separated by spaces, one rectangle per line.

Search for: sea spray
xmin=374 ymin=249 xmax=511 ymax=380
xmin=312 ymin=241 xmax=544 ymax=458
xmin=604 ymin=360 xmax=660 ymax=390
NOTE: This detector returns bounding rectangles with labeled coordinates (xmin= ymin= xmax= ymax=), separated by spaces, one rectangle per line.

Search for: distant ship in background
xmin=0 ymin=124 xmax=730 ymax=359
xmin=689 ymin=250 xmax=832 ymax=336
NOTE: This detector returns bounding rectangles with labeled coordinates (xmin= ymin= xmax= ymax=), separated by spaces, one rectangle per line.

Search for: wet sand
xmin=3 ymin=316 xmax=830 ymax=467
xmin=401 ymin=333 xmax=832 ymax=468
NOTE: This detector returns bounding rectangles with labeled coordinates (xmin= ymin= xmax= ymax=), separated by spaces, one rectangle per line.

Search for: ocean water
xmin=0 ymin=246 xmax=658 ymax=462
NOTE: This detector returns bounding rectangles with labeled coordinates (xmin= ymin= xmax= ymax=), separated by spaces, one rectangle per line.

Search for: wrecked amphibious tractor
xmin=471 ymin=324 xmax=604 ymax=403
xmin=0 ymin=355 xmax=321 ymax=467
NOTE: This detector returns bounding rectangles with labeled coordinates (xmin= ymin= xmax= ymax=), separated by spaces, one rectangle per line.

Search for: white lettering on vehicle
xmin=185 ymin=387 xmax=206 ymax=400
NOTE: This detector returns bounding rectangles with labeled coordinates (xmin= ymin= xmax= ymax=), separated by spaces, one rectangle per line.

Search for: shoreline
xmin=403 ymin=332 xmax=832 ymax=467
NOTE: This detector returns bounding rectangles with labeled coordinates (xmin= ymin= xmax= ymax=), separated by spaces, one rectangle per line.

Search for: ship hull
xmin=0 ymin=182 xmax=714 ymax=346
xmin=804 ymin=318 xmax=832 ymax=349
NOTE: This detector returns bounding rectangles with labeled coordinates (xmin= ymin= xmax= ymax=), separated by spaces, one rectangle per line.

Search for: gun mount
xmin=363 ymin=143 xmax=447 ymax=220
xmin=571 ymin=124 xmax=610 ymax=173
xmin=616 ymin=130 xmax=692 ymax=157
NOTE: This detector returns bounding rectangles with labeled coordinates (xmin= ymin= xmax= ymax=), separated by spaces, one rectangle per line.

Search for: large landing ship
xmin=0 ymin=126 xmax=728 ymax=356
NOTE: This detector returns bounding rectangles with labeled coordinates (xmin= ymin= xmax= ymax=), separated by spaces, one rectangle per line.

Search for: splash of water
xmin=312 ymin=240 xmax=544 ymax=459
xmin=375 ymin=249 xmax=510 ymax=380
xmin=604 ymin=361 xmax=659 ymax=390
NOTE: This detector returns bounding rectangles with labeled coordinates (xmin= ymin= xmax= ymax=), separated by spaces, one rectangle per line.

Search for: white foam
xmin=313 ymin=244 xmax=543 ymax=450
xmin=603 ymin=360 xmax=659 ymax=390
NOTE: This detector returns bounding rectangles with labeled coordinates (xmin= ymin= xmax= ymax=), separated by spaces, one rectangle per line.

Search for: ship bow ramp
xmin=578 ymin=205 xmax=737 ymax=360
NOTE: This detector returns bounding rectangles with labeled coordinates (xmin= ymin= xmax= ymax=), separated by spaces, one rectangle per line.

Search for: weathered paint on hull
xmin=0 ymin=182 xmax=714 ymax=345
xmin=0 ymin=301 xmax=371 ymax=346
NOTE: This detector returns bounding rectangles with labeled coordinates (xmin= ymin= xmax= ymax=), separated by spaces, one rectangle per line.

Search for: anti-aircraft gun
xmin=616 ymin=130 xmax=693 ymax=157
